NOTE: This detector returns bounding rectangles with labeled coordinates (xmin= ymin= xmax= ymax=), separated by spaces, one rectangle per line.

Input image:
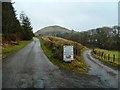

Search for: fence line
xmin=92 ymin=49 xmax=116 ymax=64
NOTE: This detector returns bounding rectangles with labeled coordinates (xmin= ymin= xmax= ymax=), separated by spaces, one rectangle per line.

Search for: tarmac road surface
xmin=2 ymin=38 xmax=113 ymax=88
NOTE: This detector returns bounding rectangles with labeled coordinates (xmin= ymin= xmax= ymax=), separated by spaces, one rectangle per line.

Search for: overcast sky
xmin=12 ymin=0 xmax=119 ymax=33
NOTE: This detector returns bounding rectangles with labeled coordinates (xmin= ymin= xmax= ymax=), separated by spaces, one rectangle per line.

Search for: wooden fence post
xmin=113 ymin=54 xmax=115 ymax=63
xmin=108 ymin=54 xmax=110 ymax=61
xmin=104 ymin=54 xmax=106 ymax=60
xmin=102 ymin=52 xmax=104 ymax=58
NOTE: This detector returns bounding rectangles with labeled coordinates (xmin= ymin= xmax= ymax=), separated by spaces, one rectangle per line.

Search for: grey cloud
xmin=13 ymin=1 xmax=117 ymax=32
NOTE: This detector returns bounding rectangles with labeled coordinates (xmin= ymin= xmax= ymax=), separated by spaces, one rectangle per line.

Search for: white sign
xmin=63 ymin=46 xmax=74 ymax=62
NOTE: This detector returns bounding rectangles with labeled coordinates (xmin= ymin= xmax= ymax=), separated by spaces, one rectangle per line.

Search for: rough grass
xmin=41 ymin=36 xmax=84 ymax=48
xmin=2 ymin=40 xmax=32 ymax=59
xmin=92 ymin=48 xmax=120 ymax=68
xmin=39 ymin=36 xmax=88 ymax=74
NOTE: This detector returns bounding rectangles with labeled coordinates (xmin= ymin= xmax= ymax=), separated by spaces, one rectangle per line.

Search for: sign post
xmin=63 ymin=46 xmax=74 ymax=62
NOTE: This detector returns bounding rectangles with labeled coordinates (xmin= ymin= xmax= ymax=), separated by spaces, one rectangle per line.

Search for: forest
xmin=2 ymin=2 xmax=33 ymax=45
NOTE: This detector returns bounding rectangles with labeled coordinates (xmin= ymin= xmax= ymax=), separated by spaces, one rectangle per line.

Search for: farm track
xmin=83 ymin=50 xmax=119 ymax=88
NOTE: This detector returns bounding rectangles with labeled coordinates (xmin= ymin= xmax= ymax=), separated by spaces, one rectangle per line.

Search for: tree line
xmin=2 ymin=2 xmax=33 ymax=44
xmin=56 ymin=26 xmax=120 ymax=51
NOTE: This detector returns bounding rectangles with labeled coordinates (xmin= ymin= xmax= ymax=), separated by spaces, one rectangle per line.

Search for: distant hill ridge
xmin=35 ymin=25 xmax=75 ymax=36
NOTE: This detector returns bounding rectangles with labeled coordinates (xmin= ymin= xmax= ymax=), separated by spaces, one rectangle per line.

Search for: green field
xmin=2 ymin=40 xmax=32 ymax=59
xmin=39 ymin=36 xmax=88 ymax=74
xmin=92 ymin=48 xmax=120 ymax=68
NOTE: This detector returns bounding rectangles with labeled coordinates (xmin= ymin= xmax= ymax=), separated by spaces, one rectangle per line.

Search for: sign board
xmin=63 ymin=46 xmax=74 ymax=62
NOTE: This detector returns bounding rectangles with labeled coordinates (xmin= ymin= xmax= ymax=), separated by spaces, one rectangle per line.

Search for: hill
xmin=35 ymin=25 xmax=75 ymax=36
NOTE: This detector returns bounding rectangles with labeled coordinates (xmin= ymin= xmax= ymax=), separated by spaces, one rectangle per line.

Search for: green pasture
xmin=93 ymin=48 xmax=120 ymax=68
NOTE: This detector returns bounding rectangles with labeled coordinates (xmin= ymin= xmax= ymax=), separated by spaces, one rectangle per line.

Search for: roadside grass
xmin=39 ymin=36 xmax=88 ymax=74
xmin=2 ymin=40 xmax=32 ymax=59
xmin=91 ymin=48 xmax=120 ymax=68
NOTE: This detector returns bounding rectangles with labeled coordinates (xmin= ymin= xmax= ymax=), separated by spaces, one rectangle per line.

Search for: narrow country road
xmin=2 ymin=38 xmax=115 ymax=88
xmin=83 ymin=50 xmax=119 ymax=88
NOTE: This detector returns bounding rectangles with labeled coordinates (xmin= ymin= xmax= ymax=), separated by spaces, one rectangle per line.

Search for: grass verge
xmin=91 ymin=49 xmax=120 ymax=69
xmin=39 ymin=36 xmax=88 ymax=74
xmin=2 ymin=40 xmax=32 ymax=59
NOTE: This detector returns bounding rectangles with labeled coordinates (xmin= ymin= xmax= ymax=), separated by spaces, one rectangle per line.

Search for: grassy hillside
xmin=35 ymin=25 xmax=75 ymax=36
xmin=39 ymin=36 xmax=88 ymax=74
